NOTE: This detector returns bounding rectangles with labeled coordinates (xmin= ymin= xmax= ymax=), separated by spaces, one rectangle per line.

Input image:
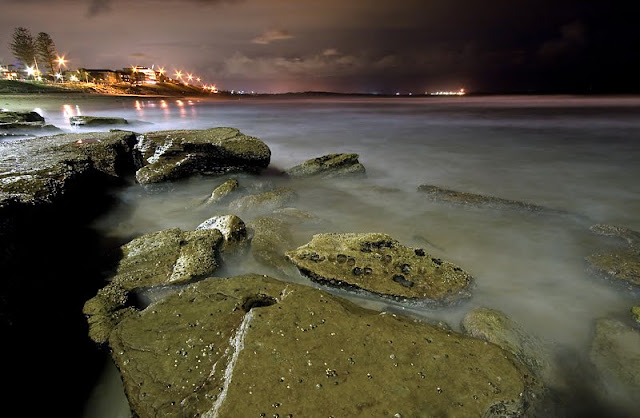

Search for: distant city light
xmin=429 ymin=88 xmax=466 ymax=96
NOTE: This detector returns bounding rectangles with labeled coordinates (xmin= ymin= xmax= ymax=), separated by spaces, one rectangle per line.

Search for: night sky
xmin=0 ymin=0 xmax=637 ymax=94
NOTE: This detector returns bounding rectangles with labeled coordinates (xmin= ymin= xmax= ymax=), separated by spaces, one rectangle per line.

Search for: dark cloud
xmin=88 ymin=0 xmax=111 ymax=17
xmin=86 ymin=0 xmax=242 ymax=17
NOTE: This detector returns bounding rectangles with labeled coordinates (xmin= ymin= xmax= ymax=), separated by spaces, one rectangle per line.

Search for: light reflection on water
xmin=33 ymin=95 xmax=639 ymax=417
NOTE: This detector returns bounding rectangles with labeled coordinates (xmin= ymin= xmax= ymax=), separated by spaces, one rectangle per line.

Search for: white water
xmin=13 ymin=94 xmax=640 ymax=416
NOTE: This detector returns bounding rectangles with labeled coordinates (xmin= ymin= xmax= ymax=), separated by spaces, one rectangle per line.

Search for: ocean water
xmin=11 ymin=94 xmax=640 ymax=416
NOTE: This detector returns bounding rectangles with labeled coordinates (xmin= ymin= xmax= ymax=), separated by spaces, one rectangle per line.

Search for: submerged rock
xmin=286 ymin=232 xmax=473 ymax=304
xmin=417 ymin=184 xmax=565 ymax=213
xmin=83 ymin=227 xmax=223 ymax=343
xmin=107 ymin=274 xmax=540 ymax=417
xmin=0 ymin=110 xmax=44 ymax=124
xmin=286 ymin=153 xmax=365 ymax=178
xmin=248 ymin=216 xmax=296 ymax=274
xmin=134 ymin=127 xmax=271 ymax=184
xmin=590 ymin=318 xmax=640 ymax=403
xmin=202 ymin=178 xmax=239 ymax=206
xmin=632 ymin=306 xmax=640 ymax=324
xmin=69 ymin=115 xmax=128 ymax=126
xmin=586 ymin=224 xmax=640 ymax=288
xmin=461 ymin=308 xmax=550 ymax=378
xmin=228 ymin=187 xmax=298 ymax=215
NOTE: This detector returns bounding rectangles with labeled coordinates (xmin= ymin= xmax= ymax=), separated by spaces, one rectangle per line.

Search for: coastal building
xmin=0 ymin=64 xmax=19 ymax=80
xmin=122 ymin=66 xmax=157 ymax=85
xmin=83 ymin=69 xmax=120 ymax=84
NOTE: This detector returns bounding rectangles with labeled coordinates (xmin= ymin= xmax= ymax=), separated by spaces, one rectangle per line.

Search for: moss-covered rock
xmin=462 ymin=308 xmax=550 ymax=378
xmin=202 ymin=178 xmax=239 ymax=206
xmin=248 ymin=216 xmax=296 ymax=274
xmin=134 ymin=127 xmax=271 ymax=184
xmin=286 ymin=232 xmax=473 ymax=304
xmin=590 ymin=318 xmax=640 ymax=403
xmin=108 ymin=274 xmax=540 ymax=418
xmin=228 ymin=187 xmax=298 ymax=215
xmin=632 ymin=306 xmax=640 ymax=324
xmin=586 ymin=224 xmax=640 ymax=288
xmin=69 ymin=115 xmax=128 ymax=126
xmin=83 ymin=227 xmax=223 ymax=344
xmin=286 ymin=153 xmax=365 ymax=178
xmin=417 ymin=184 xmax=566 ymax=213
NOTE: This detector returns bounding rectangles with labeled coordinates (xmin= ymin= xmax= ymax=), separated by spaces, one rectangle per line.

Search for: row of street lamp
xmin=23 ymin=57 xmax=216 ymax=91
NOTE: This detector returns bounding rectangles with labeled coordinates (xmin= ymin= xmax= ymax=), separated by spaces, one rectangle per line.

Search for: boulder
xmin=461 ymin=308 xmax=550 ymax=378
xmin=69 ymin=115 xmax=128 ymax=126
xmin=134 ymin=127 xmax=271 ymax=184
xmin=248 ymin=216 xmax=296 ymax=274
xmin=586 ymin=224 xmax=640 ymax=287
xmin=285 ymin=232 xmax=473 ymax=304
xmin=590 ymin=318 xmax=640 ymax=404
xmin=196 ymin=214 xmax=248 ymax=256
xmin=417 ymin=184 xmax=566 ymax=213
xmin=228 ymin=187 xmax=298 ymax=215
xmin=286 ymin=153 xmax=365 ymax=178
xmin=83 ymin=227 xmax=223 ymax=343
xmin=107 ymin=274 xmax=540 ymax=417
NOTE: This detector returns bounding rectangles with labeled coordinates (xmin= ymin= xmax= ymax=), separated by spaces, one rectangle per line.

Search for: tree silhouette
xmin=36 ymin=32 xmax=57 ymax=76
xmin=10 ymin=27 xmax=36 ymax=69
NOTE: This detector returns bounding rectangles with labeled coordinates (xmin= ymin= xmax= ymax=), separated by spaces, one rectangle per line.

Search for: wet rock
xmin=135 ymin=127 xmax=271 ymax=184
xmin=586 ymin=224 xmax=640 ymax=288
xmin=285 ymin=233 xmax=473 ymax=304
xmin=248 ymin=216 xmax=296 ymax=274
xmin=0 ymin=130 xmax=139 ymax=206
xmin=202 ymin=178 xmax=239 ymax=206
xmin=228 ymin=187 xmax=298 ymax=215
xmin=107 ymin=274 xmax=540 ymax=418
xmin=0 ymin=110 xmax=45 ymax=124
xmin=590 ymin=318 xmax=640 ymax=403
xmin=461 ymin=308 xmax=550 ymax=378
xmin=417 ymin=184 xmax=566 ymax=213
xmin=271 ymin=207 xmax=324 ymax=224
xmin=69 ymin=115 xmax=128 ymax=127
xmin=286 ymin=153 xmax=366 ymax=178
xmin=0 ymin=122 xmax=61 ymax=136
xmin=196 ymin=214 xmax=248 ymax=256
xmin=83 ymin=227 xmax=223 ymax=344
xmin=589 ymin=224 xmax=640 ymax=247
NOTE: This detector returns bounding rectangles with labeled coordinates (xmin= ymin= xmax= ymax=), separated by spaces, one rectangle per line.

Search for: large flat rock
xmin=135 ymin=127 xmax=271 ymax=184
xmin=108 ymin=274 xmax=540 ymax=417
xmin=0 ymin=130 xmax=138 ymax=206
xmin=286 ymin=232 xmax=473 ymax=304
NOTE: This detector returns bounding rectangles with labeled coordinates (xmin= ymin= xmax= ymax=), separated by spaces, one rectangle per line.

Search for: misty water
xmin=13 ymin=95 xmax=639 ymax=416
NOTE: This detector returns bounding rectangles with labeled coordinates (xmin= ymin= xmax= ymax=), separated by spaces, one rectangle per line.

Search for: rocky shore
xmin=1 ymin=109 xmax=639 ymax=417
